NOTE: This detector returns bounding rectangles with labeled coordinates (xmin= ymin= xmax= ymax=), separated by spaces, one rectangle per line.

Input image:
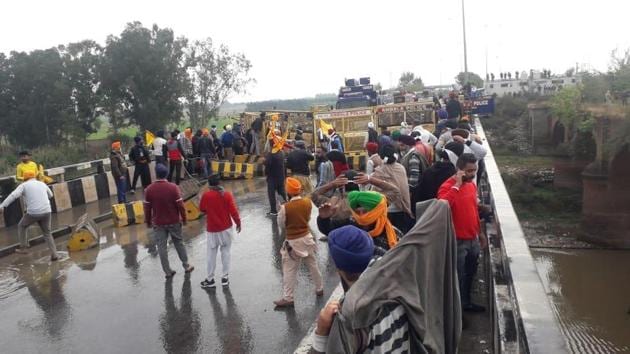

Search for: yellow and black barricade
xmin=67 ymin=213 xmax=100 ymax=252
xmin=210 ymin=160 xmax=255 ymax=179
xmin=112 ymin=201 xmax=145 ymax=227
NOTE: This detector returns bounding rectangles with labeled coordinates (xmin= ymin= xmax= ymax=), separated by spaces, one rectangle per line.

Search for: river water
xmin=532 ymin=248 xmax=630 ymax=353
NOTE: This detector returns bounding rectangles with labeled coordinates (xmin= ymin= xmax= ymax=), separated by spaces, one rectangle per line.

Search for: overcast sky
xmin=3 ymin=0 xmax=630 ymax=102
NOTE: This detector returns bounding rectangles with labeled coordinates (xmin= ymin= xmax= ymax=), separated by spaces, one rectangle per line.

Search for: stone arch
xmin=573 ymin=129 xmax=597 ymax=161
xmin=552 ymin=120 xmax=566 ymax=146
xmin=609 ymin=145 xmax=630 ymax=189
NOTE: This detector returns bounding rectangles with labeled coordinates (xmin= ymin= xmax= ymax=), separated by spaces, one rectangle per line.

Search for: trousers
xmin=267 ymin=176 xmax=287 ymax=214
xmin=280 ymin=235 xmax=323 ymax=301
xmin=167 ymin=160 xmax=182 ymax=185
xmin=116 ymin=177 xmax=127 ymax=203
xmin=206 ymin=228 xmax=233 ymax=280
xmin=154 ymin=224 xmax=190 ymax=274
xmin=18 ymin=213 xmax=57 ymax=255
xmin=457 ymin=238 xmax=481 ymax=306
xmin=131 ymin=163 xmax=151 ymax=190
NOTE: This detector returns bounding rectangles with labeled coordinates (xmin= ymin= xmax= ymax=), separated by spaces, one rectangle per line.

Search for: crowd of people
xmin=2 ymin=92 xmax=490 ymax=352
xmin=260 ymin=91 xmax=490 ymax=352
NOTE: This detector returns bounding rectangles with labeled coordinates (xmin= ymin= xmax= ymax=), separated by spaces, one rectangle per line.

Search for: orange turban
xmin=23 ymin=170 xmax=36 ymax=180
xmin=111 ymin=141 xmax=121 ymax=150
xmin=285 ymin=177 xmax=302 ymax=196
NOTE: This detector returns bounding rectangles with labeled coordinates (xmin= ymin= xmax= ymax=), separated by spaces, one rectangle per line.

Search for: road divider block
xmin=67 ymin=213 xmax=99 ymax=252
xmin=184 ymin=199 xmax=202 ymax=220
xmin=209 ymin=160 xmax=255 ymax=179
xmin=112 ymin=201 xmax=145 ymax=227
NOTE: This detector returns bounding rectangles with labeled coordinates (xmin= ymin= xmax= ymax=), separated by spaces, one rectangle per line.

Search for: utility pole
xmin=462 ymin=0 xmax=469 ymax=86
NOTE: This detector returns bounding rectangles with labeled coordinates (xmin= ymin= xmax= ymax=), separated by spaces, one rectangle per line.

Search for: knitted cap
xmin=155 ymin=163 xmax=169 ymax=179
xmin=328 ymin=225 xmax=374 ymax=274
xmin=366 ymin=142 xmax=379 ymax=155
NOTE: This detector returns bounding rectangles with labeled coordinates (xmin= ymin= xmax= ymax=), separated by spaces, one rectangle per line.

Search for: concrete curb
xmin=0 ymin=211 xmax=113 ymax=258
xmin=294 ymin=284 xmax=344 ymax=354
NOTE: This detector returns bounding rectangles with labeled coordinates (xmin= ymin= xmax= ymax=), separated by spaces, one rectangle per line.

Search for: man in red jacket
xmin=144 ymin=164 xmax=194 ymax=278
xmin=438 ymin=153 xmax=487 ymax=312
xmin=199 ymin=174 xmax=241 ymax=288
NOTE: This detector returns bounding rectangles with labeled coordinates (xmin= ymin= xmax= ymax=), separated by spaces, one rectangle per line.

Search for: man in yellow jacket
xmin=16 ymin=151 xmax=39 ymax=182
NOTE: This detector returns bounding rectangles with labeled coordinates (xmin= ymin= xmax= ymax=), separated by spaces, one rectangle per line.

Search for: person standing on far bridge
xmin=144 ymin=164 xmax=194 ymax=278
xmin=0 ymin=170 xmax=58 ymax=260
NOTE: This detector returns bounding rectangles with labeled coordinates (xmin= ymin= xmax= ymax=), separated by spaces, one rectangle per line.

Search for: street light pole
xmin=461 ymin=0 xmax=469 ymax=86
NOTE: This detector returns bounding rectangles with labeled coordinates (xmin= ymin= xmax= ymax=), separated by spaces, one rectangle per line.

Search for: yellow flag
xmin=319 ymin=120 xmax=333 ymax=136
xmin=145 ymin=130 xmax=155 ymax=146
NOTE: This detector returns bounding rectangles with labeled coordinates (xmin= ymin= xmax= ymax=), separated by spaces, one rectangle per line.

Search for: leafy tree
xmin=185 ymin=38 xmax=253 ymax=129
xmin=608 ymin=48 xmax=630 ymax=93
xmin=456 ymin=71 xmax=484 ymax=88
xmin=581 ymin=72 xmax=611 ymax=104
xmin=59 ymin=40 xmax=104 ymax=143
xmin=100 ymin=22 xmax=189 ymax=132
xmin=398 ymin=72 xmax=424 ymax=92
xmin=5 ymin=48 xmax=74 ymax=147
xmin=551 ymin=86 xmax=582 ymax=128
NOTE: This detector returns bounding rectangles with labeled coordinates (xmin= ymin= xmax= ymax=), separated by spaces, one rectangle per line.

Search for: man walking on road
xmin=274 ymin=177 xmax=323 ymax=308
xmin=110 ymin=141 xmax=128 ymax=204
xmin=0 ymin=171 xmax=58 ymax=260
xmin=144 ymin=164 xmax=194 ymax=278
xmin=199 ymin=174 xmax=241 ymax=289
xmin=129 ymin=136 xmax=152 ymax=194
xmin=264 ymin=140 xmax=287 ymax=216
xmin=438 ymin=153 xmax=487 ymax=312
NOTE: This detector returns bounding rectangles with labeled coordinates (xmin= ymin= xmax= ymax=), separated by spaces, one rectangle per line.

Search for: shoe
xmin=267 ymin=211 xmax=278 ymax=217
xmin=129 ymin=190 xmax=135 ymax=195
xmin=184 ymin=266 xmax=195 ymax=273
xmin=14 ymin=247 xmax=30 ymax=254
xmin=200 ymin=279 xmax=216 ymax=288
xmin=50 ymin=254 xmax=60 ymax=262
xmin=463 ymin=303 xmax=486 ymax=312
xmin=273 ymin=298 xmax=294 ymax=308
xmin=316 ymin=289 xmax=324 ymax=297
xmin=165 ymin=270 xmax=176 ymax=278
xmin=221 ymin=276 xmax=229 ymax=286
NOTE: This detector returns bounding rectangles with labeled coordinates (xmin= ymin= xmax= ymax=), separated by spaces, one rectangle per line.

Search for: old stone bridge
xmin=528 ymin=103 xmax=630 ymax=247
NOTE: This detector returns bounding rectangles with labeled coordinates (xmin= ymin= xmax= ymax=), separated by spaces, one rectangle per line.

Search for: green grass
xmin=495 ymin=154 xmax=554 ymax=170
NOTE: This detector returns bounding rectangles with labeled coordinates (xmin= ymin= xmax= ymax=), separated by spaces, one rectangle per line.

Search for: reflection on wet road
xmin=0 ymin=178 xmax=338 ymax=353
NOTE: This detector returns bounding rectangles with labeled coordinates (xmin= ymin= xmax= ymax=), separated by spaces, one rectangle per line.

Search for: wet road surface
xmin=0 ymin=179 xmax=339 ymax=354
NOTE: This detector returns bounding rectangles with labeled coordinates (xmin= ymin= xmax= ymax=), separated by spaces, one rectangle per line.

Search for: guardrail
xmin=475 ymin=119 xmax=568 ymax=353
xmin=0 ymin=158 xmax=109 ymax=185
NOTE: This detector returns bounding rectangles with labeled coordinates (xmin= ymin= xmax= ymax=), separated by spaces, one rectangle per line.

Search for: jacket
xmin=197 ymin=136 xmax=216 ymax=155
xmin=16 ymin=161 xmax=39 ymax=181
xmin=129 ymin=144 xmax=150 ymax=164
xmin=438 ymin=177 xmax=479 ymax=240
xmin=324 ymin=200 xmax=461 ymax=354
xmin=221 ymin=131 xmax=234 ymax=148
xmin=264 ymin=151 xmax=285 ymax=179
xmin=414 ymin=160 xmax=456 ymax=202
xmin=179 ymin=136 xmax=193 ymax=157
xmin=286 ymin=149 xmax=314 ymax=176
xmin=166 ymin=139 xmax=185 ymax=161
xmin=110 ymin=150 xmax=128 ymax=179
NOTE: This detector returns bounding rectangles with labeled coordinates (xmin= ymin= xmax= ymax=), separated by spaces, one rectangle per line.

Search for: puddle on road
xmin=0 ymin=267 xmax=24 ymax=300
xmin=532 ymin=248 xmax=630 ymax=353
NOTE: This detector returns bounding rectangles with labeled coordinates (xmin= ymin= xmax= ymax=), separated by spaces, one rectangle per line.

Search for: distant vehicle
xmin=336 ymin=77 xmax=378 ymax=109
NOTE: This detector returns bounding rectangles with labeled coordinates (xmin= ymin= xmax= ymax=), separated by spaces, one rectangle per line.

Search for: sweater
xmin=0 ymin=179 xmax=52 ymax=214
xmin=16 ymin=161 xmax=39 ymax=181
xmin=199 ymin=188 xmax=241 ymax=232
xmin=143 ymin=180 xmax=186 ymax=226
xmin=282 ymin=197 xmax=312 ymax=239
xmin=438 ymin=177 xmax=479 ymax=240
xmin=264 ymin=151 xmax=286 ymax=179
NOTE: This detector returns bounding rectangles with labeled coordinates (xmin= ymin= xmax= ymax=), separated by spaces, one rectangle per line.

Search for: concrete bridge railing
xmin=475 ymin=119 xmax=568 ymax=353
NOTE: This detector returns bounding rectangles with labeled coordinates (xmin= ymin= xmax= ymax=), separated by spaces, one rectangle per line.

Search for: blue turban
xmin=328 ymin=225 xmax=374 ymax=274
xmin=155 ymin=163 xmax=168 ymax=179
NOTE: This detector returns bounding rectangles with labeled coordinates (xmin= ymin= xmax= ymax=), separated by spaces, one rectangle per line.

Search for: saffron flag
xmin=319 ymin=120 xmax=334 ymax=136
xmin=145 ymin=130 xmax=155 ymax=147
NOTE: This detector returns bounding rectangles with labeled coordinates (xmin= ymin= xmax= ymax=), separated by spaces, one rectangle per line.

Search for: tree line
xmin=0 ymin=22 xmax=253 ymax=149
